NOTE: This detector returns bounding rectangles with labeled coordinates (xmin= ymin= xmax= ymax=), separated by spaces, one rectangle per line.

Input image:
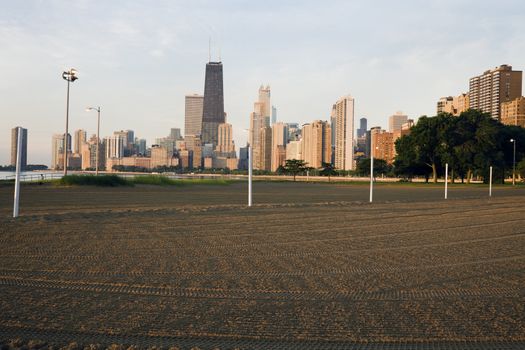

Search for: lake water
xmin=0 ymin=171 xmax=63 ymax=180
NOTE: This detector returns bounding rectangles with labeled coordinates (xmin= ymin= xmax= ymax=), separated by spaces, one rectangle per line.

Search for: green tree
xmin=394 ymin=135 xmax=431 ymax=181
xmin=283 ymin=159 xmax=308 ymax=181
xmin=355 ymin=158 xmax=390 ymax=177
xmin=319 ymin=162 xmax=338 ymax=181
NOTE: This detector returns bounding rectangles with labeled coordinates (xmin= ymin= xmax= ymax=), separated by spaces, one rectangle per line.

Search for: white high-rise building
xmin=184 ymin=94 xmax=204 ymax=137
xmin=105 ymin=135 xmax=124 ymax=159
xmin=334 ymin=95 xmax=355 ymax=170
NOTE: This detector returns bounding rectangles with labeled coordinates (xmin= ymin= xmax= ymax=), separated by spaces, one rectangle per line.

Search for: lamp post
xmin=510 ymin=139 xmax=516 ymax=186
xmin=62 ymin=68 xmax=78 ymax=176
xmin=86 ymin=106 xmax=101 ymax=175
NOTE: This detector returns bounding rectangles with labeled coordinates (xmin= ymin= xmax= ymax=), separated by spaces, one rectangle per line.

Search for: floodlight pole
xmin=13 ymin=128 xmax=22 ymax=218
xmin=62 ymin=68 xmax=78 ymax=176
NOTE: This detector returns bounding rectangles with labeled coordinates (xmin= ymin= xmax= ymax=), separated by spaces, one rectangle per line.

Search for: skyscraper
xmin=357 ymin=118 xmax=367 ymax=138
xmin=73 ymin=129 xmax=87 ymax=154
xmin=105 ymin=135 xmax=125 ymax=160
xmin=271 ymin=106 xmax=277 ymax=125
xmin=469 ymin=64 xmax=522 ymax=120
xmin=217 ymin=123 xmax=236 ymax=157
xmin=388 ymin=112 xmax=408 ymax=133
xmin=249 ymin=85 xmax=272 ymax=170
xmin=11 ymin=127 xmax=27 ymax=170
xmin=201 ymin=62 xmax=225 ymax=146
xmin=271 ymin=122 xmax=289 ymax=171
xmin=334 ymin=95 xmax=355 ymax=170
xmin=301 ymin=120 xmax=332 ymax=169
xmin=185 ymin=94 xmax=204 ymax=137
xmin=51 ymin=133 xmax=71 ymax=170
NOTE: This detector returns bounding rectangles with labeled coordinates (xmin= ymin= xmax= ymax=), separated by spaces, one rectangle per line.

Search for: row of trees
xmin=394 ymin=110 xmax=525 ymax=183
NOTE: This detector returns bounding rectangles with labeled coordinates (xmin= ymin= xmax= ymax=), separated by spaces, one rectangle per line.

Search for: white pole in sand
xmin=370 ymin=154 xmax=374 ymax=203
xmin=248 ymin=144 xmax=253 ymax=207
xmin=445 ymin=163 xmax=448 ymax=200
xmin=489 ymin=166 xmax=493 ymax=198
xmin=13 ymin=128 xmax=22 ymax=218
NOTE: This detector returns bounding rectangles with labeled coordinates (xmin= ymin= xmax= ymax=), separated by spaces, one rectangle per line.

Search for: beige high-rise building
xmin=183 ymin=135 xmax=202 ymax=169
xmin=81 ymin=135 xmax=105 ymax=170
xmin=437 ymin=93 xmax=470 ymax=116
xmin=469 ymin=64 xmax=522 ymax=120
xmin=501 ymin=96 xmax=525 ymax=127
xmin=334 ymin=95 xmax=355 ymax=170
xmin=258 ymin=126 xmax=272 ymax=171
xmin=301 ymin=120 xmax=332 ymax=169
xmin=249 ymin=85 xmax=271 ymax=170
xmin=185 ymin=94 xmax=204 ymax=137
xmin=73 ymin=129 xmax=87 ymax=154
xmin=388 ymin=112 xmax=408 ymax=133
xmin=271 ymin=122 xmax=289 ymax=171
xmin=286 ymin=140 xmax=302 ymax=160
xmin=51 ymin=133 xmax=71 ymax=170
xmin=216 ymin=123 xmax=236 ymax=157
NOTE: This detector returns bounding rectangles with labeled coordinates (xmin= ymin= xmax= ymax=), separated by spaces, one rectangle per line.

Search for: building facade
xmin=334 ymin=95 xmax=355 ymax=170
xmin=201 ymin=62 xmax=225 ymax=146
xmin=388 ymin=111 xmax=408 ymax=133
xmin=469 ymin=64 xmax=522 ymax=120
xmin=185 ymin=94 xmax=204 ymax=137
xmin=271 ymin=122 xmax=289 ymax=171
xmin=73 ymin=129 xmax=86 ymax=154
xmin=501 ymin=96 xmax=525 ymax=127
xmin=51 ymin=133 xmax=71 ymax=170
xmin=301 ymin=120 xmax=331 ymax=169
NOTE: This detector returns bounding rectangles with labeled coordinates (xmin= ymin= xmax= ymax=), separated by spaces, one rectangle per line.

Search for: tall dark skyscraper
xmin=11 ymin=126 xmax=28 ymax=170
xmin=357 ymin=117 xmax=367 ymax=138
xmin=201 ymin=61 xmax=225 ymax=146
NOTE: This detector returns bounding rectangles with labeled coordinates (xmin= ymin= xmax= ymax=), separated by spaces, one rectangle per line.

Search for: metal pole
xmin=489 ymin=166 xmax=493 ymax=197
xmin=512 ymin=141 xmax=516 ymax=186
xmin=96 ymin=108 xmax=100 ymax=176
xmin=13 ymin=128 xmax=22 ymax=218
xmin=64 ymin=79 xmax=70 ymax=176
xmin=445 ymin=163 xmax=448 ymax=199
xmin=248 ymin=145 xmax=252 ymax=207
xmin=369 ymin=154 xmax=374 ymax=203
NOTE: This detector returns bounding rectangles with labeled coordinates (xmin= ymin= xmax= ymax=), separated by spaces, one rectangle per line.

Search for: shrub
xmin=58 ymin=175 xmax=132 ymax=187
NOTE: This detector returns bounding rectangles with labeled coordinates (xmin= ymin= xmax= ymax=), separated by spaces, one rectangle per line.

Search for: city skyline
xmin=1 ymin=1 xmax=525 ymax=165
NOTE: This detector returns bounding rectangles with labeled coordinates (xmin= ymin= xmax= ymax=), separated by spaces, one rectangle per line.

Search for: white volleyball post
xmin=444 ymin=163 xmax=448 ymax=199
xmin=248 ymin=144 xmax=253 ymax=207
xmin=13 ymin=128 xmax=22 ymax=218
xmin=369 ymin=154 xmax=374 ymax=203
xmin=489 ymin=166 xmax=493 ymax=197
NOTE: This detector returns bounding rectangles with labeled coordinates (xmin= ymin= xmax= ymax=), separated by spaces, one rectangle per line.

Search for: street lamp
xmin=62 ymin=68 xmax=78 ymax=176
xmin=510 ymin=139 xmax=516 ymax=186
xmin=86 ymin=106 xmax=101 ymax=175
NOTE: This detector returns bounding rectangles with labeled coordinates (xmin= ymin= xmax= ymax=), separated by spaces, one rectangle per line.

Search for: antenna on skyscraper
xmin=208 ymin=37 xmax=211 ymax=62
xmin=219 ymin=45 xmax=221 ymax=62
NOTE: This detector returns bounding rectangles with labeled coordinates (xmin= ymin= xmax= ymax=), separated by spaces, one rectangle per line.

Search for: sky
xmin=1 ymin=0 xmax=524 ymax=165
